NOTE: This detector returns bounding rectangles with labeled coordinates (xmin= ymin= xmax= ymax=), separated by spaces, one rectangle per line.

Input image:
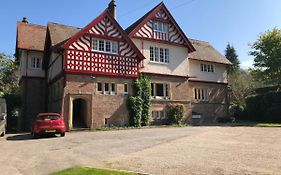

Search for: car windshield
xmin=37 ymin=115 xmax=60 ymax=120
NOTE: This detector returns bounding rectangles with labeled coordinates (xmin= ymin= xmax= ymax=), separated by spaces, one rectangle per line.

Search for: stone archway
xmin=68 ymin=95 xmax=92 ymax=130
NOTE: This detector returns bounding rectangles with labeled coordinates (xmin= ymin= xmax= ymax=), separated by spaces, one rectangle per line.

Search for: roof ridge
xmin=17 ymin=21 xmax=46 ymax=28
xmin=47 ymin=22 xmax=82 ymax=30
xmin=189 ymin=38 xmax=210 ymax=44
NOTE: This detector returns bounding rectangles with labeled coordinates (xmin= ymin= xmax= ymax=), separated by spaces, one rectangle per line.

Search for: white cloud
xmin=240 ymin=59 xmax=254 ymax=69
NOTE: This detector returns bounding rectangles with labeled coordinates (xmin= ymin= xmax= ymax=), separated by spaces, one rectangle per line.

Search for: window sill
xmin=149 ymin=61 xmax=169 ymax=65
xmin=92 ymin=50 xmax=118 ymax=55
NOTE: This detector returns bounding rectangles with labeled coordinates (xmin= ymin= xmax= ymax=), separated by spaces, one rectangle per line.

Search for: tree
xmin=225 ymin=43 xmax=240 ymax=74
xmin=249 ymin=28 xmax=281 ymax=86
xmin=228 ymin=69 xmax=254 ymax=107
xmin=0 ymin=53 xmax=19 ymax=97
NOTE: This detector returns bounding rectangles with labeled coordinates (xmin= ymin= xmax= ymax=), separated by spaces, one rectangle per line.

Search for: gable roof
xmin=47 ymin=22 xmax=80 ymax=47
xmin=16 ymin=22 xmax=46 ymax=51
xmin=62 ymin=9 xmax=145 ymax=61
xmin=189 ymin=39 xmax=232 ymax=65
xmin=126 ymin=2 xmax=195 ymax=53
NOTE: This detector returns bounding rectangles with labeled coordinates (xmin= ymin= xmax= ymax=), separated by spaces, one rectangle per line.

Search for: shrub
xmin=245 ymin=91 xmax=281 ymax=122
xmin=127 ymin=96 xmax=143 ymax=127
xmin=229 ymin=104 xmax=245 ymax=120
xmin=167 ymin=105 xmax=184 ymax=125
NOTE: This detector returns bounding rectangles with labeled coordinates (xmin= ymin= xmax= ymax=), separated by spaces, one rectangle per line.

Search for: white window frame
xmin=30 ymin=57 xmax=41 ymax=69
xmin=200 ymin=63 xmax=215 ymax=73
xmin=92 ymin=38 xmax=118 ymax=54
xmin=153 ymin=21 xmax=168 ymax=33
xmin=149 ymin=47 xmax=169 ymax=64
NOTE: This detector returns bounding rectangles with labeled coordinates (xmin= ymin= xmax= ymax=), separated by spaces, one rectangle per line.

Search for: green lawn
xmin=255 ymin=123 xmax=281 ymax=127
xmin=51 ymin=167 xmax=138 ymax=175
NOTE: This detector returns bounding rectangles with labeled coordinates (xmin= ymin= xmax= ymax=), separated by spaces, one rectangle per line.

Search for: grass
xmin=50 ymin=167 xmax=138 ymax=175
xmin=227 ymin=120 xmax=281 ymax=127
xmin=255 ymin=123 xmax=281 ymax=127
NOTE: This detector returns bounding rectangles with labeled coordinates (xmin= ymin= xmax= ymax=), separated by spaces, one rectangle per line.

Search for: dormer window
xmin=92 ymin=38 xmax=118 ymax=54
xmin=30 ymin=57 xmax=41 ymax=69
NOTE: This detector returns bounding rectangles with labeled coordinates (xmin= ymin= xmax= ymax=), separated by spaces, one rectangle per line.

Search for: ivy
xmin=127 ymin=96 xmax=143 ymax=127
xmin=127 ymin=74 xmax=151 ymax=127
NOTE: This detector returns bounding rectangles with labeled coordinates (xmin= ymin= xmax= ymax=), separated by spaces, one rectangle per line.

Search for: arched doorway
xmin=72 ymin=98 xmax=88 ymax=128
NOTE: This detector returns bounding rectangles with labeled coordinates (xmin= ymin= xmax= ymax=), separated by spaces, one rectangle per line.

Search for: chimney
xmin=22 ymin=17 xmax=28 ymax=23
xmin=108 ymin=0 xmax=116 ymax=18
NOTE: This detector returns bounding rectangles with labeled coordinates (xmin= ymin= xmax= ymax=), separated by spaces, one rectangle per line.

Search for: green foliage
xmin=228 ymin=69 xmax=257 ymax=106
xmin=166 ymin=104 xmax=184 ymax=125
xmin=245 ymin=91 xmax=281 ymax=122
xmin=0 ymin=52 xmax=19 ymax=97
xmin=127 ymin=96 xmax=143 ymax=127
xmin=225 ymin=43 xmax=240 ymax=74
xmin=51 ymin=167 xmax=137 ymax=175
xmin=129 ymin=74 xmax=151 ymax=126
xmin=249 ymin=28 xmax=281 ymax=86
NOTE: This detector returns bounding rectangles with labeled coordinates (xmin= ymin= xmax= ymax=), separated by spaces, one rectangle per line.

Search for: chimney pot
xmin=22 ymin=17 xmax=28 ymax=23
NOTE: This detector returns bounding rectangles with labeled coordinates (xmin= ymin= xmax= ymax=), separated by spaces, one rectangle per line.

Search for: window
xmin=105 ymin=41 xmax=111 ymax=52
xmin=111 ymin=83 xmax=116 ymax=95
xmin=150 ymin=47 xmax=154 ymax=61
xmin=124 ymin=83 xmax=128 ymax=95
xmin=153 ymin=22 xmax=168 ymax=33
xmin=92 ymin=38 xmax=118 ymax=54
xmin=104 ymin=83 xmax=110 ymax=94
xmin=200 ymin=63 xmax=214 ymax=72
xmin=97 ymin=82 xmax=103 ymax=93
xmin=152 ymin=111 xmax=167 ymax=120
xmin=31 ymin=58 xmax=41 ymax=69
xmin=99 ymin=40 xmax=104 ymax=51
xmin=194 ymin=88 xmax=209 ymax=101
xmin=150 ymin=47 xmax=169 ymax=63
xmin=151 ymin=83 xmax=169 ymax=99
xmin=97 ymin=82 xmax=117 ymax=95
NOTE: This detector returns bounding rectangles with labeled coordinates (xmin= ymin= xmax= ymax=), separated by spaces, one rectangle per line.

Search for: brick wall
xmin=188 ymin=81 xmax=229 ymax=122
xmin=62 ymin=74 xmax=133 ymax=130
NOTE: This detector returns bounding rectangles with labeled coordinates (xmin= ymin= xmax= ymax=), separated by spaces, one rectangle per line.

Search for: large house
xmin=16 ymin=1 xmax=232 ymax=131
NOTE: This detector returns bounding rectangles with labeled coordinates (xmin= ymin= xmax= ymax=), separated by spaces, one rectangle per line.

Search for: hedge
xmin=245 ymin=91 xmax=281 ymax=122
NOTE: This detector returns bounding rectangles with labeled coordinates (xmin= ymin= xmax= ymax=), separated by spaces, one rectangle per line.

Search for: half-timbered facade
xmin=16 ymin=1 xmax=232 ymax=131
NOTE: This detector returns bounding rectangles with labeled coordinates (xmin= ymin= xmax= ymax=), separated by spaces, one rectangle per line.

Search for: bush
xmin=229 ymin=104 xmax=244 ymax=120
xmin=245 ymin=91 xmax=281 ymax=122
xmin=127 ymin=96 xmax=143 ymax=127
xmin=167 ymin=105 xmax=184 ymax=125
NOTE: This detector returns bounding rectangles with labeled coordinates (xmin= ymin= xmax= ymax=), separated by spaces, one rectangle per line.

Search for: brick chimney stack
xmin=22 ymin=17 xmax=28 ymax=23
xmin=108 ymin=0 xmax=116 ymax=18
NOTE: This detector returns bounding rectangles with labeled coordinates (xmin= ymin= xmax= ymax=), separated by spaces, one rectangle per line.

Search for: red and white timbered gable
xmin=128 ymin=2 xmax=195 ymax=52
xmin=62 ymin=10 xmax=144 ymax=77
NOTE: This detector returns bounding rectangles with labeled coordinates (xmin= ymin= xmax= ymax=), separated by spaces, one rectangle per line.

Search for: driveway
xmin=0 ymin=127 xmax=281 ymax=175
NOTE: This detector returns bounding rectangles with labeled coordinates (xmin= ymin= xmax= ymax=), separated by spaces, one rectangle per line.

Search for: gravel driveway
xmin=0 ymin=127 xmax=281 ymax=175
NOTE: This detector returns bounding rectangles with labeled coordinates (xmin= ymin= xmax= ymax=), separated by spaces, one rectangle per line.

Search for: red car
xmin=31 ymin=113 xmax=66 ymax=138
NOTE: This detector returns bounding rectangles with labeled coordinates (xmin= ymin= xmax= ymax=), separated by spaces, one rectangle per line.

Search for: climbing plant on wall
xmin=127 ymin=74 xmax=151 ymax=127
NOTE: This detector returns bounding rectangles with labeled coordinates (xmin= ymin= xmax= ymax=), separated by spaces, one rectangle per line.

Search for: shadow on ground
xmin=6 ymin=133 xmax=60 ymax=141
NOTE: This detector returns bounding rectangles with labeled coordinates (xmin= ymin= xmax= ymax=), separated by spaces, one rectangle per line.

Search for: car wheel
xmin=0 ymin=130 xmax=5 ymax=137
xmin=61 ymin=132 xmax=65 ymax=137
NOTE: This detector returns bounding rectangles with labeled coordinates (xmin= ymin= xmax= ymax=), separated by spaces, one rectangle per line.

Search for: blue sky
xmin=1 ymin=0 xmax=281 ymax=69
